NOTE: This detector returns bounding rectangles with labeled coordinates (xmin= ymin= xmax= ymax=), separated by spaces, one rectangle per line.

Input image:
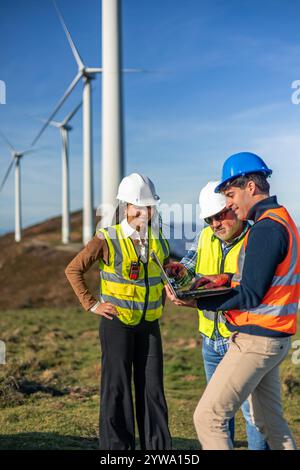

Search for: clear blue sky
xmin=1 ymin=0 xmax=300 ymax=234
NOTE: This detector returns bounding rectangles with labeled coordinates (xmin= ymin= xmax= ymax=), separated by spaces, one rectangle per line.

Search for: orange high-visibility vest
xmin=226 ymin=206 xmax=300 ymax=334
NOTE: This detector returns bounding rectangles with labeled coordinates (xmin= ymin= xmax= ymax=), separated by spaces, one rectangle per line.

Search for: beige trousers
xmin=193 ymin=332 xmax=297 ymax=450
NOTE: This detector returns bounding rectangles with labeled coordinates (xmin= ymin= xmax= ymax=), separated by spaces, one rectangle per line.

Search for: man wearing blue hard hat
xmin=214 ymin=151 xmax=273 ymax=194
xmin=166 ymin=152 xmax=300 ymax=450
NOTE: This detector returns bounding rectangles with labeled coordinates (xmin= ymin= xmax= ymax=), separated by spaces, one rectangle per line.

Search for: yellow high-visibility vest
xmin=98 ymin=224 xmax=169 ymax=326
xmin=195 ymin=226 xmax=248 ymax=338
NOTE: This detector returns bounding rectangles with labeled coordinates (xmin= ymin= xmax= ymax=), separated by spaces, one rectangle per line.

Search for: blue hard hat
xmin=215 ymin=152 xmax=272 ymax=193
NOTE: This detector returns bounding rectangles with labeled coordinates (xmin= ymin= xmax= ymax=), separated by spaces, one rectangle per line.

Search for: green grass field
xmin=1 ymin=304 xmax=300 ymax=450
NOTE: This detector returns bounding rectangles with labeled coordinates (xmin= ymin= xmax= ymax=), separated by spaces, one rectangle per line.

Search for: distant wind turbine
xmin=0 ymin=130 xmax=37 ymax=242
xmin=41 ymin=103 xmax=82 ymax=244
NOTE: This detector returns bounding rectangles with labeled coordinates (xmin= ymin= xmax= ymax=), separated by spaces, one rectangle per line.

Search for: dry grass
xmin=1 ymin=304 xmax=300 ymax=450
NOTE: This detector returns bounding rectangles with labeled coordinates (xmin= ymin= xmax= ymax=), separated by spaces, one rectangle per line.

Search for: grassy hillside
xmin=1 ymin=303 xmax=300 ymax=450
xmin=0 ymin=211 xmax=100 ymax=311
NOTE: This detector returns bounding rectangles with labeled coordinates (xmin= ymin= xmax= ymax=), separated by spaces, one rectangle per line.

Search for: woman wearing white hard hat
xmin=65 ymin=173 xmax=171 ymax=450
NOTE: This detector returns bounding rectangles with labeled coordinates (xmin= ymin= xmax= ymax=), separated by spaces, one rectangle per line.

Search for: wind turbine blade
xmin=39 ymin=118 xmax=62 ymax=128
xmin=0 ymin=128 xmax=16 ymax=152
xmin=25 ymin=111 xmax=62 ymax=129
xmin=31 ymin=71 xmax=82 ymax=146
xmin=0 ymin=157 xmax=15 ymax=192
xmin=63 ymin=102 xmax=82 ymax=125
xmin=122 ymin=68 xmax=148 ymax=73
xmin=43 ymin=119 xmax=62 ymax=129
xmin=35 ymin=116 xmax=62 ymax=128
xmin=52 ymin=0 xmax=85 ymax=70
xmin=84 ymin=67 xmax=160 ymax=75
xmin=123 ymin=68 xmax=170 ymax=74
xmin=19 ymin=148 xmax=40 ymax=156
xmin=46 ymin=120 xmax=62 ymax=128
xmin=85 ymin=67 xmax=102 ymax=74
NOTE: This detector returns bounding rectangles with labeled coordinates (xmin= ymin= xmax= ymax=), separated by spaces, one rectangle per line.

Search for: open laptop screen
xmin=150 ymin=250 xmax=232 ymax=300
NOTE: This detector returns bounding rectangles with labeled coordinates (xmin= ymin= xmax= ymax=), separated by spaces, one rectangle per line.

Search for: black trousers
xmin=99 ymin=316 xmax=172 ymax=450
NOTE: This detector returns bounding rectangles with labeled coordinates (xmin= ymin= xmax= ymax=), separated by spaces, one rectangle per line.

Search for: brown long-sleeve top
xmin=65 ymin=232 xmax=109 ymax=311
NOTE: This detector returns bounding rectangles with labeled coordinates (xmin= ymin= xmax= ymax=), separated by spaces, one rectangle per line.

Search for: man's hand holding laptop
xmin=164 ymin=284 xmax=197 ymax=307
xmin=191 ymin=274 xmax=230 ymax=290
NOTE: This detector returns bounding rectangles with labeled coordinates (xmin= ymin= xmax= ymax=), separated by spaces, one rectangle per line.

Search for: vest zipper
xmin=142 ymin=261 xmax=149 ymax=321
xmin=213 ymin=228 xmax=248 ymax=337
xmin=128 ymin=237 xmax=149 ymax=322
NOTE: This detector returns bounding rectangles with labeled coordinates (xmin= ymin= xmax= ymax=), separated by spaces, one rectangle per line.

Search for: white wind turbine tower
xmin=42 ymin=103 xmax=82 ymax=244
xmin=0 ymin=130 xmax=37 ymax=242
xmin=32 ymin=0 xmax=102 ymax=245
xmin=101 ymin=0 xmax=124 ymax=228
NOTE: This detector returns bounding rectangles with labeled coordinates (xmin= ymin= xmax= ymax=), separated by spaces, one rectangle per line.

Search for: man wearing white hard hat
xmin=166 ymin=181 xmax=267 ymax=450
xmin=65 ymin=173 xmax=171 ymax=450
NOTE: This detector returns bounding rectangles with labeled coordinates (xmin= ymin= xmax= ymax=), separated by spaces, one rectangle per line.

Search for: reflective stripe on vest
xmin=195 ymin=226 xmax=247 ymax=338
xmin=98 ymin=224 xmax=169 ymax=326
xmin=228 ymin=207 xmax=300 ymax=334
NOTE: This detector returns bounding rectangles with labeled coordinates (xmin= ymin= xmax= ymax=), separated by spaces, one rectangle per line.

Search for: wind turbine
xmin=42 ymin=103 xmax=82 ymax=244
xmin=32 ymin=0 xmax=102 ymax=245
xmin=32 ymin=0 xmax=136 ymax=242
xmin=0 ymin=130 xmax=37 ymax=242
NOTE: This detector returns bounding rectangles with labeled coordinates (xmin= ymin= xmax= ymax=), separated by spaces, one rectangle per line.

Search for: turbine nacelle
xmin=61 ymin=124 xmax=72 ymax=131
xmin=13 ymin=152 xmax=22 ymax=160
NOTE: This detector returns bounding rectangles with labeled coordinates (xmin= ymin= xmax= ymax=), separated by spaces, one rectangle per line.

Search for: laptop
xmin=150 ymin=250 xmax=233 ymax=300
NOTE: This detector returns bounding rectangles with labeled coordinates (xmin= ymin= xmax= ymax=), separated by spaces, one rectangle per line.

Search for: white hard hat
xmin=117 ymin=173 xmax=160 ymax=206
xmin=199 ymin=181 xmax=227 ymax=219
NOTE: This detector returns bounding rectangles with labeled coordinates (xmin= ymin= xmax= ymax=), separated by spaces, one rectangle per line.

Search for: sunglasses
xmin=204 ymin=208 xmax=231 ymax=225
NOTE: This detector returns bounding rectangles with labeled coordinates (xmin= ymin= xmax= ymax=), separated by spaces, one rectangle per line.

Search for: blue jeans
xmin=202 ymin=337 xmax=268 ymax=450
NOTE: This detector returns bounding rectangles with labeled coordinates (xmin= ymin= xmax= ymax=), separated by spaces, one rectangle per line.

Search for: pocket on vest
xmin=102 ymin=280 xmax=136 ymax=298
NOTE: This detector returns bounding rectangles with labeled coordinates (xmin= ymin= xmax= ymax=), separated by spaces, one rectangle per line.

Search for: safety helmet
xmin=215 ymin=152 xmax=272 ymax=193
xmin=117 ymin=173 xmax=160 ymax=206
xmin=199 ymin=181 xmax=227 ymax=219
